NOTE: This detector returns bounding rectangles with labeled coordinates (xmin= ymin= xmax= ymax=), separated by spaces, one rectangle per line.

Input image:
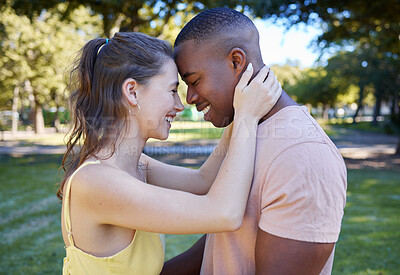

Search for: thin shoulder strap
xmin=64 ymin=160 xmax=100 ymax=247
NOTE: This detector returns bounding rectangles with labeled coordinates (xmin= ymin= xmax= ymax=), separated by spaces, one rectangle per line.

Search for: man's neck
xmin=258 ymin=90 xmax=298 ymax=125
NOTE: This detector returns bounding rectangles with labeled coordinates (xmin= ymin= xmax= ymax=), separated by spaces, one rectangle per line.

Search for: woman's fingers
xmin=263 ymin=69 xmax=275 ymax=89
xmin=233 ymin=63 xmax=282 ymax=121
xmin=251 ymin=65 xmax=270 ymax=85
xmin=270 ymin=80 xmax=282 ymax=101
xmin=235 ymin=63 xmax=254 ymax=93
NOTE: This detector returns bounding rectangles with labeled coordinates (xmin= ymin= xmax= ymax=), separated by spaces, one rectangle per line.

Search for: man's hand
xmin=255 ymin=229 xmax=334 ymax=275
xmin=161 ymin=235 xmax=206 ymax=275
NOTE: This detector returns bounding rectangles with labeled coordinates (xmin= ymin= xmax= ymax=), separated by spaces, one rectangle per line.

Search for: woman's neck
xmin=96 ymin=130 xmax=147 ymax=178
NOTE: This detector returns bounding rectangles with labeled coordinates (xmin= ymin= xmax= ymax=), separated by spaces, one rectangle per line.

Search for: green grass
xmin=333 ymin=169 xmax=400 ymax=274
xmin=328 ymin=120 xmax=399 ymax=135
xmin=0 ymin=155 xmax=64 ymax=274
xmin=1 ymin=155 xmax=399 ymax=274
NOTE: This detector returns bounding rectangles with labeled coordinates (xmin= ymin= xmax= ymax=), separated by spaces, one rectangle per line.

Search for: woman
xmin=59 ymin=32 xmax=281 ymax=274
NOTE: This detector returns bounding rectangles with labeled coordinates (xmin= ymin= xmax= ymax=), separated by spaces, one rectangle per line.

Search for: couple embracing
xmin=60 ymin=8 xmax=346 ymax=275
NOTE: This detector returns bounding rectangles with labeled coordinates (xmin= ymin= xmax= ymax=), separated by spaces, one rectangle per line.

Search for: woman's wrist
xmin=231 ymin=114 xmax=258 ymax=139
xmin=233 ymin=113 xmax=259 ymax=125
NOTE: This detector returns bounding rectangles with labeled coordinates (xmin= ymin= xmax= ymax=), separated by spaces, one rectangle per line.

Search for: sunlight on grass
xmin=333 ymin=169 xmax=400 ymax=274
xmin=0 ymin=155 xmax=64 ymax=274
xmin=23 ymin=132 xmax=68 ymax=146
xmin=7 ymin=121 xmax=224 ymax=146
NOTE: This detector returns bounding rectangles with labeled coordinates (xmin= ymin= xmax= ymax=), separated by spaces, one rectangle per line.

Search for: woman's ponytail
xmin=78 ymin=38 xmax=107 ymax=98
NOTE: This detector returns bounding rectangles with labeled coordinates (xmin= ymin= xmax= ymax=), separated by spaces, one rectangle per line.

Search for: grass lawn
xmin=0 ymin=155 xmax=399 ymax=274
xmin=333 ymin=169 xmax=400 ymax=274
xmin=317 ymin=119 xmax=400 ymax=137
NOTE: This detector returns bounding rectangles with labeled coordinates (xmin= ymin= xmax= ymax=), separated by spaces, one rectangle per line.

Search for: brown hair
xmin=57 ymin=32 xmax=173 ymax=201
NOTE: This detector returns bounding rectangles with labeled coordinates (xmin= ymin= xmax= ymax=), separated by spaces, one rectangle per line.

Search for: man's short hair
xmin=174 ymin=7 xmax=255 ymax=47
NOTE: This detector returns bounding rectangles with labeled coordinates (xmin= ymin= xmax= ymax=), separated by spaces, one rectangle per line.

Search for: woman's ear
xmin=228 ymin=48 xmax=247 ymax=76
xmin=122 ymin=78 xmax=139 ymax=107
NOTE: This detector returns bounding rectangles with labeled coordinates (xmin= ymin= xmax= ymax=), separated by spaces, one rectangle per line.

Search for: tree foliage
xmin=0 ymin=3 xmax=102 ymax=132
xmin=247 ymin=0 xmax=400 ymax=56
xmin=2 ymin=0 xmax=251 ymax=37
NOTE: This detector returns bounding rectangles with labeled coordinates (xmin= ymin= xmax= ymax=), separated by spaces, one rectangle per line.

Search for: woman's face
xmin=136 ymin=59 xmax=184 ymax=140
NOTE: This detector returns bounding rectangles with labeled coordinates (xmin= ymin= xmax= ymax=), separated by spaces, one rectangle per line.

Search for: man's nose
xmin=186 ymin=86 xmax=199 ymax=105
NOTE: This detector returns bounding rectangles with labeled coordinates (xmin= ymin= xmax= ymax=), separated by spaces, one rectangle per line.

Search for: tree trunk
xmin=353 ymin=83 xmax=365 ymax=123
xmin=372 ymin=89 xmax=382 ymax=126
xmin=34 ymin=100 xmax=45 ymax=134
xmin=12 ymin=85 xmax=20 ymax=135
xmin=322 ymin=105 xmax=330 ymax=120
xmin=394 ymin=92 xmax=400 ymax=155
xmin=25 ymin=80 xmax=35 ymax=127
xmin=53 ymin=107 xmax=61 ymax=132
xmin=391 ymin=90 xmax=399 ymax=123
xmin=109 ymin=13 xmax=124 ymax=37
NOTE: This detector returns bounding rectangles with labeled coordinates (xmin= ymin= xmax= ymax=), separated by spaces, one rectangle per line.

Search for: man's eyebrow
xmin=182 ymin=72 xmax=196 ymax=78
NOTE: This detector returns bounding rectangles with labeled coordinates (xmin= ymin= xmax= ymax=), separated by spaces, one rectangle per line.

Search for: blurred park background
xmin=0 ymin=0 xmax=399 ymax=274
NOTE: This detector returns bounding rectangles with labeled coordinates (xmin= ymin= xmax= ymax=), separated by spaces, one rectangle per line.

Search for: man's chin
xmin=210 ymin=117 xmax=234 ymax=128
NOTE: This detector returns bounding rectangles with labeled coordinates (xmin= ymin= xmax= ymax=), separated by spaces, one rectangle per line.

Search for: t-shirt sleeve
xmin=258 ymin=142 xmax=347 ymax=243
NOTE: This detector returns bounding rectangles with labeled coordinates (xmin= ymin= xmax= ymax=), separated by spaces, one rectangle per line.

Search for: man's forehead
xmin=175 ymin=39 xmax=218 ymax=59
xmin=175 ymin=40 xmax=196 ymax=60
xmin=174 ymin=41 xmax=200 ymax=75
xmin=174 ymin=40 xmax=219 ymax=75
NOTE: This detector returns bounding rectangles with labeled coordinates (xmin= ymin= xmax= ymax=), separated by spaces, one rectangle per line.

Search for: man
xmin=162 ymin=8 xmax=347 ymax=275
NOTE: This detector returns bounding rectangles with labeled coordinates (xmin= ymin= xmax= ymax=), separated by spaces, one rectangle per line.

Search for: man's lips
xmin=201 ymin=105 xmax=211 ymax=115
xmin=196 ymin=103 xmax=210 ymax=112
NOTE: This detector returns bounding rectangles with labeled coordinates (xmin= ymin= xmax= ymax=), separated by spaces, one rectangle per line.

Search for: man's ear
xmin=122 ymin=78 xmax=140 ymax=107
xmin=228 ymin=48 xmax=247 ymax=76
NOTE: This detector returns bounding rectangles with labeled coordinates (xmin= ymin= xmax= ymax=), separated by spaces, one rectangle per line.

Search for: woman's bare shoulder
xmin=70 ymin=162 xmax=140 ymax=202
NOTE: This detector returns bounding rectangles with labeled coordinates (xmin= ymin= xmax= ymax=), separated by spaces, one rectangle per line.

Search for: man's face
xmin=174 ymin=40 xmax=238 ymax=127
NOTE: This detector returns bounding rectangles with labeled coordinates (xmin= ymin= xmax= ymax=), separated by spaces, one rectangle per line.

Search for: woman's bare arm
xmin=140 ymin=123 xmax=232 ymax=195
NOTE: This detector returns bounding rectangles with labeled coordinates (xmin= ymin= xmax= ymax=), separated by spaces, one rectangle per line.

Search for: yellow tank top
xmin=62 ymin=161 xmax=165 ymax=275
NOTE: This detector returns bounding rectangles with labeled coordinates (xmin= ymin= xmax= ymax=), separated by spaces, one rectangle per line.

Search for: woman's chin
xmin=150 ymin=131 xmax=169 ymax=141
xmin=159 ymin=132 xmax=169 ymax=141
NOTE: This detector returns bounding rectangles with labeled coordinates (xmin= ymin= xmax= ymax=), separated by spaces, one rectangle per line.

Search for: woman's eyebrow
xmin=169 ymin=81 xmax=179 ymax=88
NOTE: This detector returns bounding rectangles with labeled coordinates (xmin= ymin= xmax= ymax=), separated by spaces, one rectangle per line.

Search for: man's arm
xmin=255 ymin=229 xmax=335 ymax=275
xmin=160 ymin=235 xmax=206 ymax=275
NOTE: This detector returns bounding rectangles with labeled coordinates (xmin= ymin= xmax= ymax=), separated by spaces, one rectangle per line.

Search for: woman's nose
xmin=175 ymin=93 xmax=184 ymax=112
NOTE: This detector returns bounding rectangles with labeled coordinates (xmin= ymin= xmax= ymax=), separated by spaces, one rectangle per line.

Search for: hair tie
xmin=97 ymin=38 xmax=109 ymax=55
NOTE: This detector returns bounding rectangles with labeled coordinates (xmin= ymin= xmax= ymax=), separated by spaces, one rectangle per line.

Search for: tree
xmin=0 ymin=4 xmax=102 ymax=133
xmin=247 ymin=0 xmax=399 ymax=54
xmin=271 ymin=62 xmax=303 ymax=91
xmin=285 ymin=67 xmax=343 ymax=118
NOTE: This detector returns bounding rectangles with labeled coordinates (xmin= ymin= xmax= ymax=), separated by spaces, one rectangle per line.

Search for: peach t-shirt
xmin=201 ymin=106 xmax=347 ymax=275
